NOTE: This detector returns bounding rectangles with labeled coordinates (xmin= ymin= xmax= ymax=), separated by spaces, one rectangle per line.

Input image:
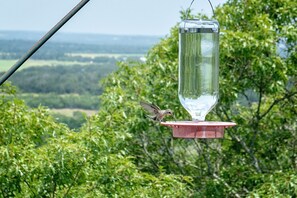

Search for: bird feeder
xmin=161 ymin=1 xmax=236 ymax=138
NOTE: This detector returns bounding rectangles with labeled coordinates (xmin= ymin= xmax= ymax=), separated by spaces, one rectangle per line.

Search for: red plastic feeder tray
xmin=161 ymin=121 xmax=236 ymax=139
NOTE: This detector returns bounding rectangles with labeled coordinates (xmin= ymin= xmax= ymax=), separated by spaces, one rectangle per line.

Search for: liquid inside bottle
xmin=178 ymin=20 xmax=219 ymax=121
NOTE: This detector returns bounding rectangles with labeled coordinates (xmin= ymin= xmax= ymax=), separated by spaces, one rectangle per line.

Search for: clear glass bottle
xmin=178 ymin=19 xmax=219 ymax=121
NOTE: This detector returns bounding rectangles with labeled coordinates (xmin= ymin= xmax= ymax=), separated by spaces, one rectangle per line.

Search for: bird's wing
xmin=140 ymin=101 xmax=160 ymax=114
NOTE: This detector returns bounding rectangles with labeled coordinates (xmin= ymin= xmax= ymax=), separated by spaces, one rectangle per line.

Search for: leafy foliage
xmin=95 ymin=0 xmax=297 ymax=197
xmin=0 ymin=84 xmax=191 ymax=196
xmin=0 ymin=0 xmax=296 ymax=196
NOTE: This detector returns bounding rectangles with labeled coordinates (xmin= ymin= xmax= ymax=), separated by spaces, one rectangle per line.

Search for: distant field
xmin=66 ymin=53 xmax=144 ymax=58
xmin=50 ymin=108 xmax=97 ymax=117
xmin=0 ymin=59 xmax=91 ymax=72
xmin=0 ymin=53 xmax=145 ymax=72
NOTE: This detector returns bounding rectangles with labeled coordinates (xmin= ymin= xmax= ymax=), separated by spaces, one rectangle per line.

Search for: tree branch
xmin=139 ymin=132 xmax=159 ymax=171
xmin=213 ymin=173 xmax=241 ymax=198
xmin=156 ymin=125 xmax=185 ymax=174
xmin=194 ymin=139 xmax=213 ymax=175
xmin=63 ymin=164 xmax=83 ymax=198
xmin=23 ymin=179 xmax=37 ymax=197
xmin=219 ymin=107 xmax=262 ymax=173
xmin=259 ymin=90 xmax=297 ymax=120
xmin=232 ymin=133 xmax=262 ymax=173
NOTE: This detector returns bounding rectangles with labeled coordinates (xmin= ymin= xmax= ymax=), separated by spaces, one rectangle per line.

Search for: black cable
xmin=0 ymin=0 xmax=90 ymax=86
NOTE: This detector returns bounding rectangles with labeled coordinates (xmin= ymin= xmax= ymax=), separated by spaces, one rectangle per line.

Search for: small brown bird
xmin=140 ymin=101 xmax=173 ymax=122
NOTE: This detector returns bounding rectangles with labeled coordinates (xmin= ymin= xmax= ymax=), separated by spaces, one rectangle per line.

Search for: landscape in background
xmin=0 ymin=30 xmax=161 ymax=130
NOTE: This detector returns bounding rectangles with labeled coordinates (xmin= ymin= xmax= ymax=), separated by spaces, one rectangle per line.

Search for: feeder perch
xmin=162 ymin=1 xmax=236 ymax=138
xmin=161 ymin=121 xmax=236 ymax=139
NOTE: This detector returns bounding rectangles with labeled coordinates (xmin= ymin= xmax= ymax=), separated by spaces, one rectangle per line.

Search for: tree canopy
xmin=0 ymin=0 xmax=296 ymax=197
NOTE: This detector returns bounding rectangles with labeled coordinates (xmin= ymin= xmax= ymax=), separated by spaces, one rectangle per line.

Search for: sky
xmin=0 ymin=0 xmax=226 ymax=36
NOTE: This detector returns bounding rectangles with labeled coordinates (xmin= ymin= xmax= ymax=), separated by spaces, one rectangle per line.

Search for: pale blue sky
xmin=0 ymin=0 xmax=226 ymax=36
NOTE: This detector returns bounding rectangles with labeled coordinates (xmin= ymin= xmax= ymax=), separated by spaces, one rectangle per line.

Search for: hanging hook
xmin=185 ymin=0 xmax=215 ymax=19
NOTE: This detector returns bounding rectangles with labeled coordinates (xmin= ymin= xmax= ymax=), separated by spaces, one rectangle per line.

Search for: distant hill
xmin=0 ymin=30 xmax=162 ymax=58
xmin=0 ymin=30 xmax=161 ymax=46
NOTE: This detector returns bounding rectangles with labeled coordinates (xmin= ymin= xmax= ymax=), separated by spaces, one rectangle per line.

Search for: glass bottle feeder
xmin=161 ymin=2 xmax=236 ymax=138
xmin=179 ymin=19 xmax=219 ymax=121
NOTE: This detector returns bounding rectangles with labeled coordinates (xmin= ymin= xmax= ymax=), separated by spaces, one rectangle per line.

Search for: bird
xmin=140 ymin=101 xmax=173 ymax=122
